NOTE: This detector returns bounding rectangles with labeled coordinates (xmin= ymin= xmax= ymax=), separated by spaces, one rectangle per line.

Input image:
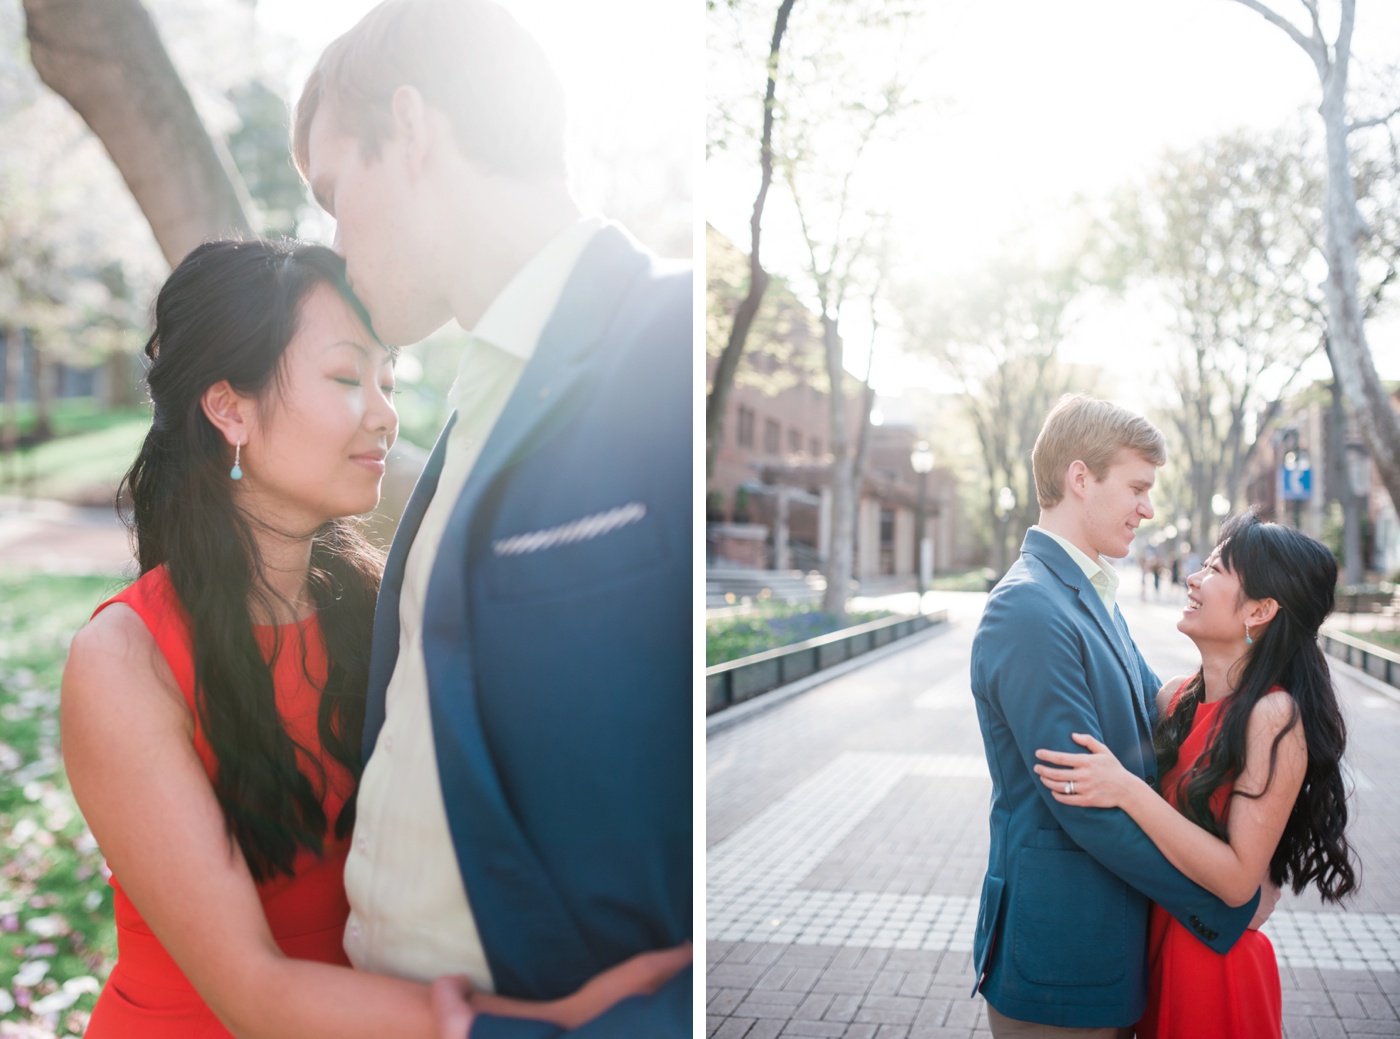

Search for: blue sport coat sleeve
xmin=979 ymin=585 xmax=1258 ymax=949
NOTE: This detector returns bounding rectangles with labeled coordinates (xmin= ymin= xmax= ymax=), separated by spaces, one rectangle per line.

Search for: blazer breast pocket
xmin=484 ymin=500 xmax=669 ymax=601
xmin=1011 ymin=829 xmax=1128 ymax=987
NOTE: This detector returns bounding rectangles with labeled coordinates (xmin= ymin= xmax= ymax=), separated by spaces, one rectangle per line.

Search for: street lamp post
xmin=995 ymin=485 xmax=1017 ymax=578
xmin=910 ymin=441 xmax=934 ymax=608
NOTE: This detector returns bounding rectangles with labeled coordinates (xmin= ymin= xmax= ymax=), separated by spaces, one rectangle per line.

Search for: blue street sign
xmin=1282 ymin=464 xmax=1312 ymax=501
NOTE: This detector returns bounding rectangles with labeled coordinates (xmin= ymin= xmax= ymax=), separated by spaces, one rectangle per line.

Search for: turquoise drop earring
xmin=230 ymin=441 xmax=243 ymax=481
xmin=1244 ymin=623 xmax=1253 ymax=645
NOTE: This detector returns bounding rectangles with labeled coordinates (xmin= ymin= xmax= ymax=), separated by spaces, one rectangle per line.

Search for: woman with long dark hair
xmin=1033 ymin=512 xmax=1357 ymax=1039
xmin=61 ymin=239 xmax=685 ymax=1038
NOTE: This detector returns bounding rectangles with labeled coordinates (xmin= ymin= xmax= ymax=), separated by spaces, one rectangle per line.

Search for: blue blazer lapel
xmin=362 ymin=412 xmax=457 ymax=758
xmin=1022 ymin=531 xmax=1152 ymax=733
xmin=420 ymin=225 xmax=653 ymax=992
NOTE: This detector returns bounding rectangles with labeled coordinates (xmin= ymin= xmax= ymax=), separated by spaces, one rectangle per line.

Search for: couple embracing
xmin=971 ymin=395 xmax=1357 ymax=1039
xmin=60 ymin=1 xmax=690 ymax=1037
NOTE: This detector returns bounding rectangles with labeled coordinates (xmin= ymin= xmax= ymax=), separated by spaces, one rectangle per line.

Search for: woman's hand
xmin=462 ymin=941 xmax=692 ymax=1030
xmin=431 ymin=976 xmax=475 ymax=1039
xmin=1034 ymin=732 xmax=1145 ymax=809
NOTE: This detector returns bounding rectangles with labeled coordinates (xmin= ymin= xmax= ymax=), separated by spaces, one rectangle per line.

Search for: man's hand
xmin=431 ymin=975 xmax=476 ymax=1039
xmin=1248 ymin=879 xmax=1283 ymax=930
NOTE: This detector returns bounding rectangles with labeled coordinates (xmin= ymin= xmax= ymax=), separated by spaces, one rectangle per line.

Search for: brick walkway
xmin=707 ymin=590 xmax=1400 ymax=1039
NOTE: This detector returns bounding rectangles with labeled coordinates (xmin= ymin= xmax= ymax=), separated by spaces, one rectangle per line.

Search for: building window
xmin=737 ymin=406 xmax=755 ymax=447
xmin=788 ymin=428 xmax=802 ymax=454
xmin=764 ymin=418 xmax=781 ymax=455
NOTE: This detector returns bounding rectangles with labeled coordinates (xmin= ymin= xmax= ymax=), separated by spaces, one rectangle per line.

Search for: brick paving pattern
xmin=707 ymin=590 xmax=1400 ymax=1038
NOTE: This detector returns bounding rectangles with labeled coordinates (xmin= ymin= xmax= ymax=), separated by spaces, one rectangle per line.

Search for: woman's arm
xmin=62 ymin=605 xmax=441 ymax=1039
xmin=1033 ymin=690 xmax=1306 ymax=907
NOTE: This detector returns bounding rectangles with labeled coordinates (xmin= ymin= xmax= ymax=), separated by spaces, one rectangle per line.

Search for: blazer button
xmin=1145 ymin=774 xmax=1157 ymax=786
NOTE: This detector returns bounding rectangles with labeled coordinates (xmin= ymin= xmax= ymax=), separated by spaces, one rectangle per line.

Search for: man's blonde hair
xmin=1031 ymin=394 xmax=1165 ymax=508
xmin=293 ymin=0 xmax=566 ymax=182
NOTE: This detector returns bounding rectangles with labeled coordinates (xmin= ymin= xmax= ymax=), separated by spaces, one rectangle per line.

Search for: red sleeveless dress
xmin=84 ymin=566 xmax=355 ymax=1038
xmin=1136 ymin=685 xmax=1283 ymax=1039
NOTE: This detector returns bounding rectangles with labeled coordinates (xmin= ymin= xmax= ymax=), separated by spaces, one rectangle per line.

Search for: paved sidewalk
xmin=0 ymin=495 xmax=134 ymax=576
xmin=707 ymin=592 xmax=1400 ymax=1039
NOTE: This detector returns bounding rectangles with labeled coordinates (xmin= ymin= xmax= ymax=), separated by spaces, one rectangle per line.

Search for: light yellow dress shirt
xmin=1033 ymin=525 xmax=1120 ymax=612
xmin=343 ymin=216 xmax=606 ymax=987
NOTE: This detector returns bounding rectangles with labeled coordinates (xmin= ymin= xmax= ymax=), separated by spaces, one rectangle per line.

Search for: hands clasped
xmin=1034 ymin=732 xmax=1143 ymax=809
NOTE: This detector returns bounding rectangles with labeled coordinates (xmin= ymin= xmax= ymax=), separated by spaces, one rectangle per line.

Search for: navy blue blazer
xmin=968 ymin=529 xmax=1258 ymax=1028
xmin=364 ymin=225 xmax=692 ymax=1038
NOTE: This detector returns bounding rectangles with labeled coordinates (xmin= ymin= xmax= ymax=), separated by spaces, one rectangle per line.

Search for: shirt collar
xmin=468 ymin=215 xmax=607 ymax=362
xmin=1032 ymin=525 xmax=1120 ymax=606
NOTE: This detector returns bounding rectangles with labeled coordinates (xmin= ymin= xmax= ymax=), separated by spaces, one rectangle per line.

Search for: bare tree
xmin=1230 ymin=0 xmax=1400 ymax=514
xmin=903 ymin=252 xmax=1094 ymax=573
xmin=766 ymin=0 xmax=927 ymax=621
xmin=1108 ymin=129 xmax=1326 ymax=545
xmin=706 ymin=0 xmax=797 ymax=478
xmin=23 ymin=0 xmax=252 ymax=266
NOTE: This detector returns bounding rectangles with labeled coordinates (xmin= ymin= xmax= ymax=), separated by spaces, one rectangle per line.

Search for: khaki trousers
xmin=986 ymin=1004 xmax=1134 ymax=1039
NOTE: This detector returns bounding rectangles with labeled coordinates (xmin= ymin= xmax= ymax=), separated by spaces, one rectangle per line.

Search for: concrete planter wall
xmin=706 ymin=610 xmax=948 ymax=715
xmin=1320 ymin=629 xmax=1400 ymax=689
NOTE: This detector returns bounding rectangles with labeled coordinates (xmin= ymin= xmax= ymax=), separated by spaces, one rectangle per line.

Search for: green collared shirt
xmin=1034 ymin=526 xmax=1120 ymax=611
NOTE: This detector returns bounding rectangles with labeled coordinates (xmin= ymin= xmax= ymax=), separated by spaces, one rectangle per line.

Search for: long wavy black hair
xmin=119 ymin=239 xmax=386 ymax=883
xmin=1156 ymin=511 xmax=1357 ymax=902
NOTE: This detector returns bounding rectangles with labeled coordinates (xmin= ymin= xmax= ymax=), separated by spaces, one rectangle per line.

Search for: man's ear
xmin=201 ymin=381 xmax=251 ymax=447
xmin=389 ymin=84 xmax=433 ymax=176
xmin=1064 ymin=459 xmax=1091 ymax=500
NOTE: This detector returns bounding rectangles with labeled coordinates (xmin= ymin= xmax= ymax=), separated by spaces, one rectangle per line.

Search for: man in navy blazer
xmin=294 ymin=2 xmax=690 ymax=1035
xmin=970 ymin=396 xmax=1262 ymax=1036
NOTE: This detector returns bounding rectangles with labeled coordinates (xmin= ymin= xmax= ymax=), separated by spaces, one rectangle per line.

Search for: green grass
xmin=0 ymin=570 xmax=122 ymax=1037
xmin=1341 ymin=628 xmax=1400 ymax=652
xmin=707 ymin=602 xmax=894 ymax=666
xmin=3 ymin=401 xmax=146 ymax=440
xmin=927 ymin=568 xmax=993 ymax=592
xmin=0 ymin=413 xmax=149 ymax=503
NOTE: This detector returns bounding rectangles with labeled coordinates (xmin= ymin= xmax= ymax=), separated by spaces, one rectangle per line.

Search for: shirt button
xmin=348 ymin=922 xmax=361 ymax=941
xmin=356 ymin=835 xmax=368 ymax=855
xmin=384 ymin=734 xmax=394 ymax=751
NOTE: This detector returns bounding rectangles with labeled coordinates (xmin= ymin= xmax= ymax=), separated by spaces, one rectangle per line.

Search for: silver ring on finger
xmin=1065 ymin=780 xmax=1075 ymax=796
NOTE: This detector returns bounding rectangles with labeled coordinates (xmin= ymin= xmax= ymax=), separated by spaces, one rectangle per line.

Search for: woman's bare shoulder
xmin=1156 ymin=674 xmax=1192 ymax=715
xmin=64 ymin=604 xmax=184 ymax=716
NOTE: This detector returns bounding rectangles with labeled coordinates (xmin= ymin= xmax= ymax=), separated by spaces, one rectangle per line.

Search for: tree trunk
xmin=24 ymin=0 xmax=252 ymax=267
xmin=1317 ymin=78 xmax=1400 ymax=516
xmin=821 ymin=314 xmax=854 ymax=622
xmin=1328 ymin=373 xmax=1364 ymax=584
xmin=1 ymin=328 xmax=19 ymax=457
xmin=32 ymin=347 xmax=53 ymax=439
xmin=706 ymin=0 xmax=796 ymax=477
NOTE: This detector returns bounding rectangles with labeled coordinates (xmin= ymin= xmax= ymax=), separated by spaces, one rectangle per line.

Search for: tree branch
xmin=1351 ymin=101 xmax=1400 ymax=133
xmin=1230 ymin=0 xmax=1323 ymax=64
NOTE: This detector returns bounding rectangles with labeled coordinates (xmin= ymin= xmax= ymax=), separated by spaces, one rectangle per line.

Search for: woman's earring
xmin=230 ymin=441 xmax=243 ymax=481
xmin=1244 ymin=623 xmax=1253 ymax=646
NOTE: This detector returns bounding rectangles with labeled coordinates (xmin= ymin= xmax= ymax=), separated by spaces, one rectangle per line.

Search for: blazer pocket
xmin=1012 ymin=833 xmax=1128 ymax=987
xmin=485 ymin=500 xmax=668 ymax=601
